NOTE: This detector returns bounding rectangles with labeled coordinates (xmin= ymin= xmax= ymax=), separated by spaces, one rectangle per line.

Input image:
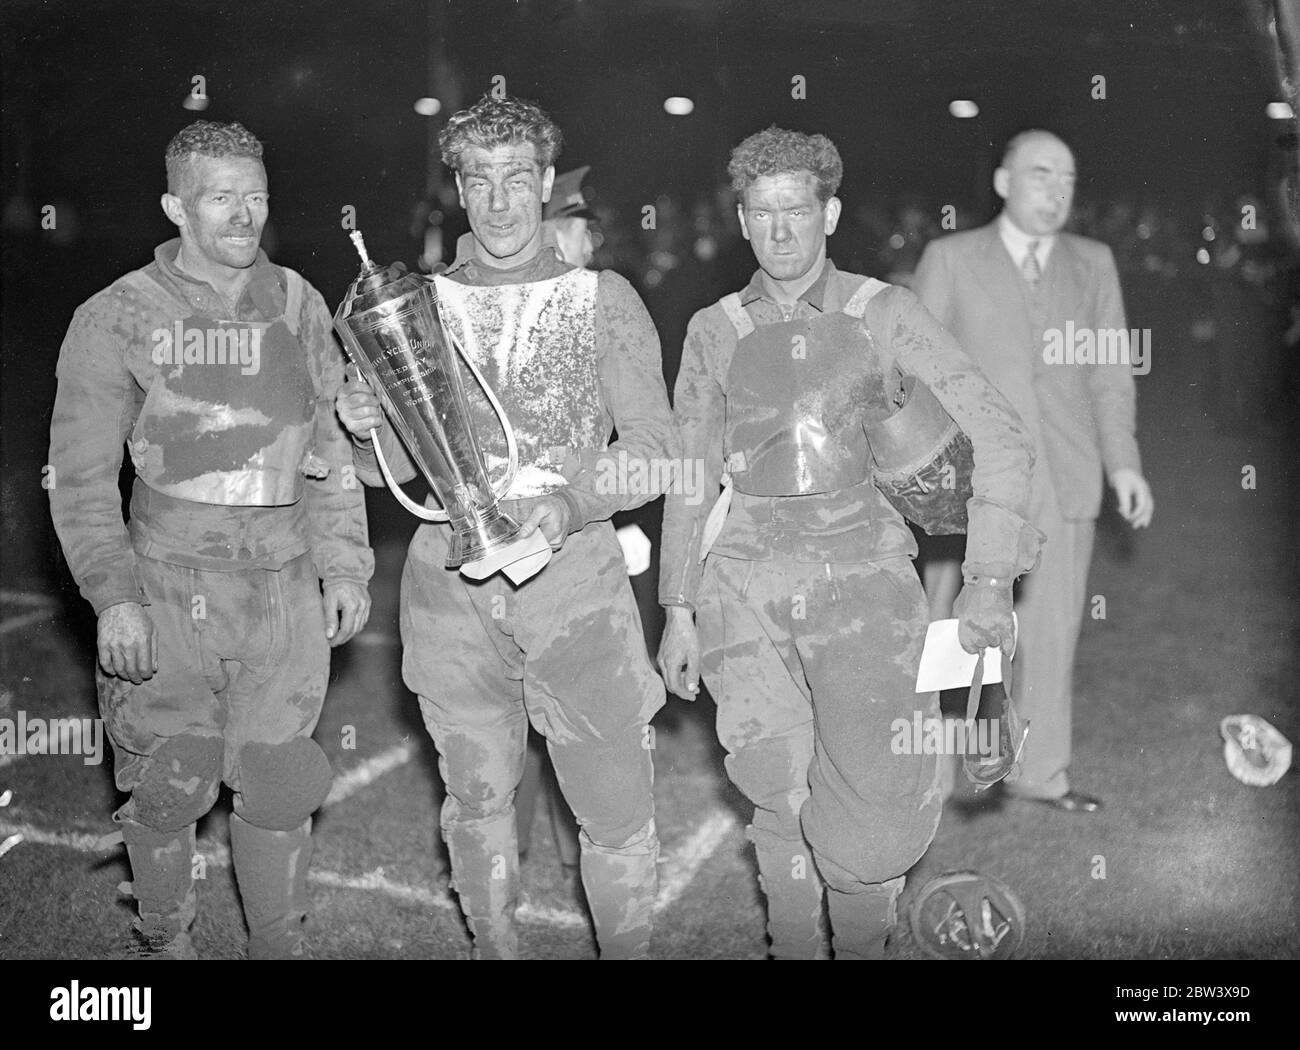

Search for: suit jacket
xmin=913 ymin=219 xmax=1141 ymax=522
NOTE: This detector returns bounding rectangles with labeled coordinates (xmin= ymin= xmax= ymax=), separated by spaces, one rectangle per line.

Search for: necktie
xmin=1022 ymin=240 xmax=1042 ymax=288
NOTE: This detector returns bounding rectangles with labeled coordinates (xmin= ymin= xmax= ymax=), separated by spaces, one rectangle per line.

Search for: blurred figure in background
xmin=914 ymin=129 xmax=1154 ymax=814
xmin=879 ymin=195 xmax=939 ymax=288
xmin=1207 ymin=194 xmax=1289 ymax=431
xmin=542 ymin=165 xmax=599 ymax=268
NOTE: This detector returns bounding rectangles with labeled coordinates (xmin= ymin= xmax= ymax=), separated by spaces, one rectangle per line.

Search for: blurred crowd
xmin=5 ymin=179 xmax=1295 ymax=425
xmin=561 ymin=185 xmax=1299 ymax=426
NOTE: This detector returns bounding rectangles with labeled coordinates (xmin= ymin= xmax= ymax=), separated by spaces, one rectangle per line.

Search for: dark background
xmin=1 ymin=0 xmax=1291 ymax=247
xmin=2 ymin=0 xmax=1297 ymax=591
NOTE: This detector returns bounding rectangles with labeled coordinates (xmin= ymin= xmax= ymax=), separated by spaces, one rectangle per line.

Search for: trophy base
xmin=458 ymin=529 xmax=552 ymax=585
xmin=443 ymin=504 xmax=553 ymax=584
xmin=445 ymin=503 xmax=523 ymax=567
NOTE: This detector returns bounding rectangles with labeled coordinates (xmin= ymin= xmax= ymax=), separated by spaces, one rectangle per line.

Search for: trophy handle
xmin=369 ymin=427 xmax=449 ymax=522
xmin=360 ymin=313 xmax=521 ymax=525
xmin=440 ymin=313 xmax=520 ymax=502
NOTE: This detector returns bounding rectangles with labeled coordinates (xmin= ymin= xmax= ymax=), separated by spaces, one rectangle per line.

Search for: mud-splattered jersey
xmin=433 ymin=269 xmax=602 ymax=499
xmin=354 ymin=231 xmax=677 ymax=535
xmin=48 ymin=239 xmax=372 ymax=615
xmin=659 ymin=261 xmax=1044 ymax=612
xmin=123 ymin=268 xmax=315 ymax=507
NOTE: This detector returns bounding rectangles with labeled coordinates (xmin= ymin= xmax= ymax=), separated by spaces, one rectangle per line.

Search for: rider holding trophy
xmin=334 ymin=95 xmax=676 ymax=959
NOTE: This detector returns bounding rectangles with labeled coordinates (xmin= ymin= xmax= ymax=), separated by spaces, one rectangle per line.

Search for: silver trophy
xmin=333 ymin=231 xmax=550 ymax=583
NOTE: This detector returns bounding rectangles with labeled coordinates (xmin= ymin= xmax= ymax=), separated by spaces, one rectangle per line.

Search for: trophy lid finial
xmin=349 ymin=230 xmax=376 ymax=271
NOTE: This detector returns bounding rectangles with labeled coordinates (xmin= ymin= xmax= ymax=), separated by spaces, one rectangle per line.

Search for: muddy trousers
xmin=697 ymin=556 xmax=943 ymax=959
xmin=402 ymin=523 xmax=664 ymax=959
xmin=98 ymin=552 xmax=334 ymax=957
xmin=516 ymin=730 xmax=581 ymax=867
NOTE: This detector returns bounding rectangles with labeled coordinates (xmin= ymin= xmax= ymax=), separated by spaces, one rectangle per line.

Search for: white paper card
xmin=460 ymin=529 xmax=553 ymax=585
xmin=914 ymin=614 xmax=1018 ymax=693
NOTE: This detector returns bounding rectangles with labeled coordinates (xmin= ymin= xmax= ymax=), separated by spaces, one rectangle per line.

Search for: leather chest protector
xmin=717 ymin=277 xmax=973 ymax=535
xmin=433 ymin=269 xmax=602 ymax=500
xmin=126 ymin=269 xmax=317 ymax=507
xmin=720 ymin=283 xmax=894 ymax=497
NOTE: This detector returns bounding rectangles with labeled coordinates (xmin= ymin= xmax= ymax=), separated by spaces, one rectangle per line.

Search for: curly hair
xmin=165 ymin=121 xmax=264 ymax=196
xmin=438 ymin=94 xmax=563 ymax=173
xmin=728 ymin=126 xmax=843 ymax=204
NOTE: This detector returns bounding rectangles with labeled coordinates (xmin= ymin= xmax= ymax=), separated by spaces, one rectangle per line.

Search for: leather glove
xmin=952 ymin=575 xmax=1015 ymax=655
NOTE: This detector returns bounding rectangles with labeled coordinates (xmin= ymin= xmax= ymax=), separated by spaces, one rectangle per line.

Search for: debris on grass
xmin=1220 ymin=715 xmax=1292 ymax=787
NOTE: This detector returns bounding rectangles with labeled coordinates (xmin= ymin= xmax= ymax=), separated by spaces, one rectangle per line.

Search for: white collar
xmin=998 ymin=211 xmax=1056 ymax=269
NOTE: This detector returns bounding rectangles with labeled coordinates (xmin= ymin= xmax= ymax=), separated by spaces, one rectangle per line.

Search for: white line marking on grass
xmin=1 ymin=804 xmax=738 ymax=927
xmin=322 ymin=740 xmax=416 ymax=808
xmin=254 ymin=867 xmax=584 ymax=926
xmin=0 ymin=820 xmax=109 ymax=853
xmin=0 ymin=590 xmax=58 ymax=608
xmin=295 ymin=872 xmax=586 ymax=927
xmin=0 ymin=739 xmax=420 ymax=856
xmin=654 ymin=808 xmax=738 ymax=912
xmin=310 ymin=867 xmax=455 ymax=910
xmin=0 ymin=819 xmax=231 ymax=866
xmin=0 ymin=609 xmax=58 ymax=635
xmin=518 ymin=898 xmax=586 ymax=927
xmin=0 ymin=816 xmax=581 ymax=925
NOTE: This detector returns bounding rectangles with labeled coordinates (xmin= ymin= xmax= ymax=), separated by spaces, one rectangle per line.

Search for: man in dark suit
xmin=913 ymin=130 xmax=1154 ymax=813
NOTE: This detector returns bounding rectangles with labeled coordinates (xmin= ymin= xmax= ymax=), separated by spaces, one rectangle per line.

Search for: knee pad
xmin=128 ymin=734 xmax=223 ymax=833
xmin=723 ymin=736 xmax=810 ymax=817
xmin=235 ymin=738 xmax=333 ymax=831
xmin=817 ymin=823 xmax=932 ymax=892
